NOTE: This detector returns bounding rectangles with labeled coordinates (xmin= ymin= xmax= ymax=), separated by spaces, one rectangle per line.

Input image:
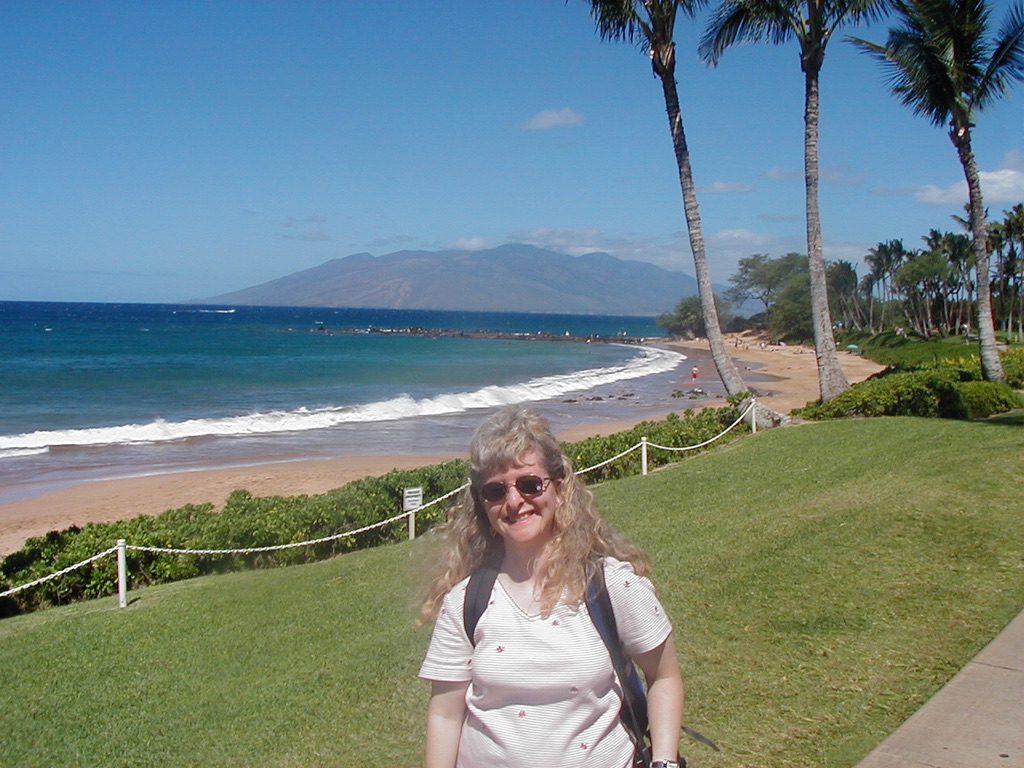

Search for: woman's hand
xmin=424 ymin=680 xmax=470 ymax=768
xmin=635 ymin=634 xmax=685 ymax=764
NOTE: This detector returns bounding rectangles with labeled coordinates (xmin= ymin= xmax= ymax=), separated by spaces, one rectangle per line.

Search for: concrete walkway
xmin=854 ymin=609 xmax=1024 ymax=768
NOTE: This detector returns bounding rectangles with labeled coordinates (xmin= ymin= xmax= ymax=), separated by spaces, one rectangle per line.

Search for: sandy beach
xmin=0 ymin=336 xmax=884 ymax=556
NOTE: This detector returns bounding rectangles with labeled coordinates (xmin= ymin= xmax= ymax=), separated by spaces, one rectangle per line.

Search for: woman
xmin=419 ymin=405 xmax=685 ymax=768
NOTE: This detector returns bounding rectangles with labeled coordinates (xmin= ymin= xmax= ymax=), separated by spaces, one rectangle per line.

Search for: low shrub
xmin=1002 ymin=348 xmax=1024 ymax=388
xmin=795 ymin=370 xmax=956 ymax=420
xmin=795 ymin=362 xmax=1022 ymax=422
xmin=954 ymin=380 xmax=1024 ymax=419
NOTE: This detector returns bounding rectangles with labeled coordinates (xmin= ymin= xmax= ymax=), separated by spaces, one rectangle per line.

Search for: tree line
xmin=579 ymin=0 xmax=1024 ymax=405
xmin=686 ymin=202 xmax=1024 ymax=342
xmin=845 ymin=204 xmax=1024 ymax=340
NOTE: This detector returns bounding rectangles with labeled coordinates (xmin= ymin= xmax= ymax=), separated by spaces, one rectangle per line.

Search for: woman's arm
xmin=424 ymin=680 xmax=470 ymax=768
xmin=634 ymin=634 xmax=685 ymax=764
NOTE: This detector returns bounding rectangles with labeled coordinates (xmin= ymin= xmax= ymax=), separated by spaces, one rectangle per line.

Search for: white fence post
xmin=117 ymin=539 xmax=127 ymax=608
xmin=403 ymin=487 xmax=423 ymax=541
xmin=641 ymin=437 xmax=648 ymax=476
xmin=751 ymin=400 xmax=757 ymax=434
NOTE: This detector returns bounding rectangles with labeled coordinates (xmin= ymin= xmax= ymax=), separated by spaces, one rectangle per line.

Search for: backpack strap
xmin=589 ymin=561 xmax=720 ymax=756
xmin=463 ymin=564 xmax=499 ymax=646
xmin=586 ymin=559 xmax=651 ymax=752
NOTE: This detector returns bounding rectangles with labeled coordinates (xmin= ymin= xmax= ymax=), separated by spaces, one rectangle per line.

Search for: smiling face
xmin=478 ymin=451 xmax=561 ymax=558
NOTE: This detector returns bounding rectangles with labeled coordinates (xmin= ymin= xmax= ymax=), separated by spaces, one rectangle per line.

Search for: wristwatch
xmin=651 ymin=760 xmax=686 ymax=768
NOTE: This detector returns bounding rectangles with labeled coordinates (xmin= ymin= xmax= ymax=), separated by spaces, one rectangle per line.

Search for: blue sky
xmin=2 ymin=0 xmax=1022 ymax=304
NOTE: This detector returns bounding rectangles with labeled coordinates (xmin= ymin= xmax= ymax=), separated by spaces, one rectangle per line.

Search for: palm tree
xmin=580 ymin=0 xmax=786 ymax=425
xmin=700 ymin=0 xmax=888 ymax=402
xmin=865 ymin=238 xmax=909 ymax=328
xmin=1000 ymin=203 xmax=1024 ymax=340
xmin=850 ymin=0 xmax=1024 ymax=382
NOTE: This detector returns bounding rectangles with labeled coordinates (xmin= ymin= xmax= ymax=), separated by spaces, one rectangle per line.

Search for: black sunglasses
xmin=478 ymin=475 xmax=552 ymax=503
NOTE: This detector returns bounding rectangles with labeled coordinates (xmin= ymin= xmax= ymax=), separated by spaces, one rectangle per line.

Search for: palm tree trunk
xmin=953 ymin=127 xmax=1006 ymax=382
xmin=803 ymin=61 xmax=850 ymax=401
xmin=657 ymin=65 xmax=786 ymax=426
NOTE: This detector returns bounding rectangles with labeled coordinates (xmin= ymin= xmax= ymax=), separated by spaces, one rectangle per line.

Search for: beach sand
xmin=0 ymin=335 xmax=885 ymax=555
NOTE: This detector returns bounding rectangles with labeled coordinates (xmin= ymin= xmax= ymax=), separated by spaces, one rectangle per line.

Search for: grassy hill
xmin=1 ymin=417 xmax=1021 ymax=768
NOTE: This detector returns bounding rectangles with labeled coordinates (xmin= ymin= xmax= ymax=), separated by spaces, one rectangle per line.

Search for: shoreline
xmin=0 ymin=335 xmax=885 ymax=556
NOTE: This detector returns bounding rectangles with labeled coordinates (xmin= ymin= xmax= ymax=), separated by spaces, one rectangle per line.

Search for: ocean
xmin=0 ymin=302 xmax=717 ymax=503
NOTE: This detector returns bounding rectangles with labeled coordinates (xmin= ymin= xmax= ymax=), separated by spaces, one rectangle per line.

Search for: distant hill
xmin=193 ymin=244 xmax=698 ymax=316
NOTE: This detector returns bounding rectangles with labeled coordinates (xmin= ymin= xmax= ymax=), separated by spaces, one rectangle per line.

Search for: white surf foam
xmin=0 ymin=447 xmax=50 ymax=459
xmin=0 ymin=346 xmax=684 ymax=454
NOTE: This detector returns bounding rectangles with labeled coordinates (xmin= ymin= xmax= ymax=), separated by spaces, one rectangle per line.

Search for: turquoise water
xmin=0 ymin=302 xmax=703 ymax=501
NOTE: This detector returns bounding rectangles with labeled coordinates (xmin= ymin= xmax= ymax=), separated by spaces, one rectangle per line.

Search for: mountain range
xmin=193 ymin=244 xmax=697 ymax=316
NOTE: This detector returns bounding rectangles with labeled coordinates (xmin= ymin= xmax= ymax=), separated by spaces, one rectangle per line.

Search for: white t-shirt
xmin=419 ymin=557 xmax=673 ymax=768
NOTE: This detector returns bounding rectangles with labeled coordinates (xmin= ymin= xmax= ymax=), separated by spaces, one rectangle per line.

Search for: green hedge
xmin=0 ymin=406 xmax=744 ymax=617
xmin=795 ymin=350 xmax=1024 ymax=421
xmin=954 ymin=380 xmax=1024 ymax=419
xmin=1002 ymin=347 xmax=1024 ymax=388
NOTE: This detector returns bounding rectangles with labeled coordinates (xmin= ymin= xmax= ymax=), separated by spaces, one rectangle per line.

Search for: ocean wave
xmin=0 ymin=346 xmax=684 ymax=454
xmin=0 ymin=447 xmax=50 ymax=459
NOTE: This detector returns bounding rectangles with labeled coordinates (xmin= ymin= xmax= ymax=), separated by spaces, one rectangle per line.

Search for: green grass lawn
xmin=1 ymin=417 xmax=1021 ymax=768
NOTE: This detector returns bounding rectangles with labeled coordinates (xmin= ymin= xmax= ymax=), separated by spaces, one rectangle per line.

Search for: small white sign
xmin=403 ymin=487 xmax=424 ymax=512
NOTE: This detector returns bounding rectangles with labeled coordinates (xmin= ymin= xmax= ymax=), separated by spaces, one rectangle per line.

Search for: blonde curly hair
xmin=418 ymin=405 xmax=649 ymax=624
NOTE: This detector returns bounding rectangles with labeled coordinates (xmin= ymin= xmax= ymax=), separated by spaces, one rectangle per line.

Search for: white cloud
xmin=520 ymin=107 xmax=585 ymax=130
xmin=915 ymin=183 xmax=964 ymax=205
xmin=700 ymin=180 xmax=755 ymax=194
xmin=447 ymin=237 xmax=492 ymax=251
xmin=821 ymin=166 xmax=864 ymax=185
xmin=513 ymin=227 xmax=603 ymax=255
xmin=980 ymin=168 xmax=1024 ymax=202
xmin=915 ymin=158 xmax=1024 ymax=205
xmin=763 ymin=166 xmax=802 ymax=182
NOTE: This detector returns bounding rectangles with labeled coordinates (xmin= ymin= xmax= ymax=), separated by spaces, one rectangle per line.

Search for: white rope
xmin=127 ymin=482 xmax=473 ymax=556
xmin=0 ymin=546 xmax=118 ymax=598
xmin=645 ymin=401 xmax=754 ymax=453
xmin=3 ymin=405 xmax=753 ymax=595
xmin=577 ymin=443 xmax=642 ymax=475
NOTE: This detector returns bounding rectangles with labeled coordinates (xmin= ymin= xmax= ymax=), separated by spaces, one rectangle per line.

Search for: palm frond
xmin=974 ymin=2 xmax=1024 ymax=110
xmin=825 ymin=0 xmax=895 ymax=32
xmin=855 ymin=0 xmax=1024 ymax=128
xmin=585 ymin=0 xmax=646 ymax=45
xmin=699 ymin=0 xmax=800 ymax=64
xmin=583 ymin=0 xmax=705 ymax=54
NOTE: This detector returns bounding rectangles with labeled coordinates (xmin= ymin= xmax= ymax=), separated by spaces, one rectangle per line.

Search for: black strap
xmin=463 ymin=564 xmax=498 ymax=646
xmin=586 ymin=560 xmax=651 ymax=752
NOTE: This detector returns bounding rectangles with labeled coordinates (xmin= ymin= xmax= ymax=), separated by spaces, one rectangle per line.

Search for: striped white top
xmin=420 ymin=557 xmax=672 ymax=768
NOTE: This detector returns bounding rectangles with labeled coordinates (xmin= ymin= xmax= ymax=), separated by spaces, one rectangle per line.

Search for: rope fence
xmin=1 ymin=401 xmax=756 ymax=608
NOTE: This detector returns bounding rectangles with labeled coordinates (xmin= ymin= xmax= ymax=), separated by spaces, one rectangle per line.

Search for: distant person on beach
xmin=691 ymin=367 xmax=699 ymax=382
xmin=418 ymin=405 xmax=684 ymax=768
